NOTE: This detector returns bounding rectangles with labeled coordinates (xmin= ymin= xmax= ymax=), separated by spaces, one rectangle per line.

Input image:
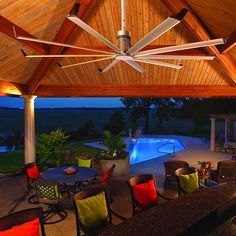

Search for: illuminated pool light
xmin=129 ymin=138 xmax=185 ymax=165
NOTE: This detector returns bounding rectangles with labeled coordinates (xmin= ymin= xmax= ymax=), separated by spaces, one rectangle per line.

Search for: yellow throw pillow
xmin=179 ymin=171 xmax=199 ymax=193
xmin=78 ymin=158 xmax=92 ymax=168
xmin=76 ymin=191 xmax=109 ymax=230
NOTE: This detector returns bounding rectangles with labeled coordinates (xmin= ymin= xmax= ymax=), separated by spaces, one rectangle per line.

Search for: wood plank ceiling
xmin=0 ymin=0 xmax=235 ymax=97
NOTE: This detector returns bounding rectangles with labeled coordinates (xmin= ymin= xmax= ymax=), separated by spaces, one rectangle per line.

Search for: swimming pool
xmin=129 ymin=138 xmax=184 ymax=165
xmin=84 ymin=137 xmax=185 ymax=165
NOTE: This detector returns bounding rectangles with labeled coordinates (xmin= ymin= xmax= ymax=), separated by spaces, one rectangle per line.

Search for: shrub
xmin=36 ymin=129 xmax=70 ymax=169
xmin=95 ymin=130 xmax=128 ymax=160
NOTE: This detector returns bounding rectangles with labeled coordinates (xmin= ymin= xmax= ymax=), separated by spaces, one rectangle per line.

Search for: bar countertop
xmin=99 ymin=183 xmax=236 ymax=236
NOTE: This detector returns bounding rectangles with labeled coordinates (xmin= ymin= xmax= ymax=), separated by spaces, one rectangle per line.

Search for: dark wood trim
xmin=0 ymin=16 xmax=47 ymax=54
xmin=28 ymin=0 xmax=97 ymax=94
xmin=0 ymin=80 xmax=26 ymax=96
xmin=35 ymin=85 xmax=236 ymax=98
xmin=160 ymin=0 xmax=236 ymax=84
xmin=219 ymin=30 xmax=236 ymax=54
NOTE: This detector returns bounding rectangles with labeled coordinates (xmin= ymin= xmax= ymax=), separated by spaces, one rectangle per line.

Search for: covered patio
xmin=0 ymin=0 xmax=236 ymax=235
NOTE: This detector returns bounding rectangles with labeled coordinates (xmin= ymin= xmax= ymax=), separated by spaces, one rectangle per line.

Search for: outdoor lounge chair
xmin=0 ymin=207 xmax=46 ymax=236
xmin=73 ymin=187 xmax=126 ymax=236
xmin=128 ymin=174 xmax=172 ymax=216
xmin=164 ymin=160 xmax=189 ymax=185
xmin=211 ymin=160 xmax=236 ymax=183
xmin=34 ymin=180 xmax=68 ymax=224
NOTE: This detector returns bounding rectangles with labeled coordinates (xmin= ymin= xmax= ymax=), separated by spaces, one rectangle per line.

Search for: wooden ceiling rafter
xmin=219 ymin=30 xmax=236 ymax=54
xmin=0 ymin=16 xmax=47 ymax=54
xmin=27 ymin=0 xmax=97 ymax=95
xmin=35 ymin=85 xmax=236 ymax=98
xmin=160 ymin=0 xmax=236 ymax=85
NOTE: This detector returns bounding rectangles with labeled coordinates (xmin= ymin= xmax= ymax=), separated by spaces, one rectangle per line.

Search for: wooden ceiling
xmin=0 ymin=0 xmax=235 ymax=98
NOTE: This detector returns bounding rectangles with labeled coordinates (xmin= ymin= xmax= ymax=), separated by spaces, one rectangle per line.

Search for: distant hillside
xmin=0 ymin=108 xmax=219 ymax=137
xmin=0 ymin=108 xmax=127 ymax=134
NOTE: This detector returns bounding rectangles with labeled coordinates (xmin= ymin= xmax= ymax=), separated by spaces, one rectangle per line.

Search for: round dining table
xmin=41 ymin=166 xmax=96 ymax=184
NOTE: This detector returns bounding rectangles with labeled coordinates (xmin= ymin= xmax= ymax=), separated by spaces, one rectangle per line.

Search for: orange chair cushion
xmin=101 ymin=166 xmax=113 ymax=186
xmin=26 ymin=165 xmax=41 ymax=180
xmin=132 ymin=179 xmax=158 ymax=209
xmin=0 ymin=218 xmax=40 ymax=236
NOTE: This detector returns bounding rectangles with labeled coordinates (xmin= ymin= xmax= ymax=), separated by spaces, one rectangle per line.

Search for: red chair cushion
xmin=101 ymin=166 xmax=113 ymax=186
xmin=26 ymin=165 xmax=41 ymax=180
xmin=132 ymin=179 xmax=158 ymax=209
xmin=0 ymin=218 xmax=40 ymax=236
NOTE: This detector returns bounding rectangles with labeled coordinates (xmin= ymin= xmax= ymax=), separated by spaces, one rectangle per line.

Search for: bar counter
xmin=99 ymin=183 xmax=236 ymax=236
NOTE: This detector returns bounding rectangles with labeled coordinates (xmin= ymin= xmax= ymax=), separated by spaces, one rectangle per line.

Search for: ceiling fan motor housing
xmin=117 ymin=30 xmax=131 ymax=52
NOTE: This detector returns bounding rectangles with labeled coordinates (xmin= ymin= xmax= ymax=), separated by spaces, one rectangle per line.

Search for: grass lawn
xmin=0 ymin=141 xmax=100 ymax=173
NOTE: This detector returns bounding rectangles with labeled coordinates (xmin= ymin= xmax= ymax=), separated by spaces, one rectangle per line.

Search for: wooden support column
xmin=22 ymin=95 xmax=37 ymax=164
xmin=210 ymin=118 xmax=216 ymax=151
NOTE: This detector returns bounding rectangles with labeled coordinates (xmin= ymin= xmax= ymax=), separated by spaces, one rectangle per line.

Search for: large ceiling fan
xmin=15 ymin=0 xmax=225 ymax=73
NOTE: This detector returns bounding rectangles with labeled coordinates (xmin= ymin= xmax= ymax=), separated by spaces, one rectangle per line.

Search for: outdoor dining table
xmin=98 ymin=183 xmax=236 ymax=236
xmin=41 ymin=166 xmax=96 ymax=184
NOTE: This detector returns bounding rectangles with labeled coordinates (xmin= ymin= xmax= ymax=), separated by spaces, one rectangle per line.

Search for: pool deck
xmin=0 ymin=135 xmax=233 ymax=235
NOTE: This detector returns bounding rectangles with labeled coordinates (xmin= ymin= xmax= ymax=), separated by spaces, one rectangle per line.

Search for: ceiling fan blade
xmin=15 ymin=36 xmax=114 ymax=55
xmin=60 ymin=56 xmax=115 ymax=69
xmin=21 ymin=51 xmax=115 ymax=58
xmin=68 ymin=16 xmax=123 ymax=54
xmin=134 ymin=59 xmax=183 ymax=69
xmin=135 ymin=38 xmax=225 ymax=57
xmin=127 ymin=8 xmax=188 ymax=55
xmin=101 ymin=60 xmax=119 ymax=73
xmin=125 ymin=60 xmax=145 ymax=73
xmin=134 ymin=55 xmax=215 ymax=60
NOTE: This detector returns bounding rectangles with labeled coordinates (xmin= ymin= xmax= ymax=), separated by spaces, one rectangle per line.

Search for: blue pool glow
xmin=129 ymin=138 xmax=184 ymax=165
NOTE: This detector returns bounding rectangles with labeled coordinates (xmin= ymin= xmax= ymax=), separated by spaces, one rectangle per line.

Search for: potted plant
xmin=198 ymin=161 xmax=208 ymax=176
xmin=94 ymin=131 xmax=130 ymax=176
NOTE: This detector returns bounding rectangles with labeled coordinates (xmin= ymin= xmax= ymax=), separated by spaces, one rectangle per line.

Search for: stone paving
xmin=0 ymin=136 xmax=232 ymax=236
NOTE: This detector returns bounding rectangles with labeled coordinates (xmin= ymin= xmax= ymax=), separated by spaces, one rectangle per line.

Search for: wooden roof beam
xmin=0 ymin=80 xmax=26 ymax=96
xmin=28 ymin=0 xmax=97 ymax=95
xmin=35 ymin=85 xmax=236 ymax=98
xmin=219 ymin=30 xmax=236 ymax=54
xmin=160 ymin=0 xmax=236 ymax=84
xmin=0 ymin=16 xmax=47 ymax=54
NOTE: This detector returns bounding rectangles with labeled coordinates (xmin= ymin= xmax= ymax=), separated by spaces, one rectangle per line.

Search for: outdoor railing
xmin=157 ymin=142 xmax=176 ymax=157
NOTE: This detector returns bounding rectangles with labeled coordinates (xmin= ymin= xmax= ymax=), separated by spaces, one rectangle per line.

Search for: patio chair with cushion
xmin=211 ymin=160 xmax=236 ymax=184
xmin=34 ymin=180 xmax=68 ymax=224
xmin=175 ymin=167 xmax=200 ymax=195
xmin=128 ymin=174 xmax=172 ymax=216
xmin=73 ymin=187 xmax=126 ymax=236
xmin=25 ymin=162 xmax=41 ymax=204
xmin=88 ymin=164 xmax=116 ymax=202
xmin=164 ymin=160 xmax=189 ymax=185
xmin=0 ymin=207 xmax=46 ymax=236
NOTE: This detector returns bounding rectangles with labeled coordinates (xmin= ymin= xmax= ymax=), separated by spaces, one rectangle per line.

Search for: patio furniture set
xmin=0 ymin=158 xmax=236 ymax=235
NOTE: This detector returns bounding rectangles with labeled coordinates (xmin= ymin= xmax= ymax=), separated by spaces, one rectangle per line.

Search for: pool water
xmin=0 ymin=146 xmax=15 ymax=153
xmin=129 ymin=138 xmax=184 ymax=165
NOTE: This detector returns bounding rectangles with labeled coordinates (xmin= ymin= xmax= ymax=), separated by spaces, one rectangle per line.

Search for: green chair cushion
xmin=78 ymin=158 xmax=92 ymax=168
xmin=179 ymin=171 xmax=199 ymax=193
xmin=76 ymin=191 xmax=108 ymax=231
xmin=38 ymin=185 xmax=61 ymax=199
